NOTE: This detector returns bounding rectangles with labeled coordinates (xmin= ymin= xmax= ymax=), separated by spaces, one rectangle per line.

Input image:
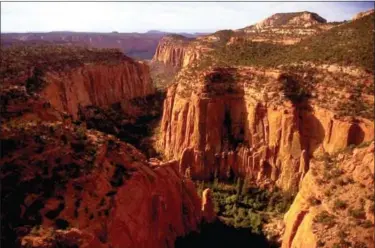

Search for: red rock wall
xmin=282 ymin=143 xmax=375 ymax=248
xmin=159 ymin=70 xmax=374 ymax=192
xmin=3 ymin=124 xmax=202 ymax=248
xmin=41 ymin=61 xmax=154 ymax=118
xmin=152 ymin=36 xmax=201 ymax=69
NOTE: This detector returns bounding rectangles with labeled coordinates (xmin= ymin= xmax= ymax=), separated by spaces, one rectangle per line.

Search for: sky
xmin=1 ymin=1 xmax=374 ymax=33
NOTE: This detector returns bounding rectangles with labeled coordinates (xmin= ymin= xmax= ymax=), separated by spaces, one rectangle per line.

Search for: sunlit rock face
xmin=159 ymin=66 xmax=374 ymax=192
xmin=254 ymin=11 xmax=327 ymax=29
xmin=152 ymin=35 xmax=203 ymax=69
xmin=201 ymin=188 xmax=216 ymax=223
xmin=352 ymin=9 xmax=374 ymax=21
xmin=42 ymin=61 xmax=154 ymax=119
xmin=282 ymin=142 xmax=374 ymax=248
xmin=1 ymin=124 xmax=202 ymax=248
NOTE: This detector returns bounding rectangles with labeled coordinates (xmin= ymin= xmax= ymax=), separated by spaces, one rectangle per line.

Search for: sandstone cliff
xmin=41 ymin=61 xmax=154 ymax=118
xmin=1 ymin=46 xmax=155 ymax=119
xmin=158 ymin=66 xmax=374 ymax=192
xmin=1 ymin=123 xmax=202 ymax=248
xmin=152 ymin=35 xmax=205 ymax=69
xmin=282 ymin=142 xmax=374 ymax=248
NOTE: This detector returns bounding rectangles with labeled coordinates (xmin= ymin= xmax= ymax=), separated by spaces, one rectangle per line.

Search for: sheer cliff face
xmin=41 ymin=61 xmax=154 ymax=118
xmin=152 ymin=36 xmax=202 ymax=69
xmin=1 ymin=47 xmax=207 ymax=248
xmin=282 ymin=142 xmax=374 ymax=248
xmin=1 ymin=124 xmax=202 ymax=248
xmin=159 ymin=66 xmax=374 ymax=192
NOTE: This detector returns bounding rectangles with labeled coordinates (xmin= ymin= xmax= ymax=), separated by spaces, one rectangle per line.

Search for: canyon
xmin=1 ymin=46 xmax=215 ymax=248
xmin=0 ymin=31 xmax=206 ymax=60
xmin=153 ymin=10 xmax=374 ymax=248
xmin=159 ymin=66 xmax=373 ymax=193
xmin=1 ymin=123 xmax=203 ymax=248
xmin=1 ymin=9 xmax=374 ymax=248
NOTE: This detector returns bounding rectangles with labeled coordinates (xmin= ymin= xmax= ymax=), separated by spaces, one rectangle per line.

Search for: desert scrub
xmin=308 ymin=196 xmax=321 ymax=206
xmin=348 ymin=208 xmax=366 ymax=219
xmin=333 ymin=199 xmax=347 ymax=210
xmin=314 ymin=210 xmax=336 ymax=227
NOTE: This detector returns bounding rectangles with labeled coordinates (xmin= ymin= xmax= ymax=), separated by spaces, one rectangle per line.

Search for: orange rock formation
xmin=201 ymin=188 xmax=216 ymax=223
xmin=159 ymin=67 xmax=374 ymax=192
xmin=152 ymin=35 xmax=203 ymax=69
xmin=282 ymin=142 xmax=374 ymax=248
xmin=1 ymin=124 xmax=202 ymax=248
xmin=42 ymin=61 xmax=154 ymax=118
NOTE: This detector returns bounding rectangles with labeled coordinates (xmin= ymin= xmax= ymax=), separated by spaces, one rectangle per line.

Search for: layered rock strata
xmin=282 ymin=142 xmax=374 ymax=248
xmin=159 ymin=66 xmax=374 ymax=192
xmin=152 ymin=35 xmax=204 ymax=69
xmin=41 ymin=61 xmax=154 ymax=118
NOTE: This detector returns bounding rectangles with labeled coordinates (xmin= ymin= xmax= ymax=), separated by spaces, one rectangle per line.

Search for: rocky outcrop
xmin=238 ymin=11 xmax=336 ymax=45
xmin=254 ymin=11 xmax=326 ymax=29
xmin=201 ymin=188 xmax=216 ymax=223
xmin=282 ymin=142 xmax=374 ymax=248
xmin=159 ymin=66 xmax=374 ymax=192
xmin=41 ymin=60 xmax=154 ymax=118
xmin=152 ymin=35 xmax=202 ymax=69
xmin=352 ymin=9 xmax=374 ymax=21
xmin=1 ymin=123 xmax=202 ymax=248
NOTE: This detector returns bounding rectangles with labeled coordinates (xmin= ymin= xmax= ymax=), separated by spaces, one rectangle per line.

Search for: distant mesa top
xmin=251 ymin=11 xmax=327 ymax=29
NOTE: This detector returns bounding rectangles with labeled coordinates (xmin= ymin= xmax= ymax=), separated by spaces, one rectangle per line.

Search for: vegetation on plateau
xmin=1 ymin=122 xmax=137 ymax=247
xmin=197 ymin=13 xmax=374 ymax=72
xmin=1 ymin=45 xmax=130 ymax=83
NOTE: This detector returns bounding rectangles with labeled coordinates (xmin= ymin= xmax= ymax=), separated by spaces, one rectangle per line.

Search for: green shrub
xmin=348 ymin=208 xmax=366 ymax=219
xmin=308 ymin=196 xmax=321 ymax=206
xmin=333 ymin=199 xmax=348 ymax=210
xmin=25 ymin=68 xmax=46 ymax=94
xmin=248 ymin=212 xmax=262 ymax=234
xmin=314 ymin=211 xmax=336 ymax=227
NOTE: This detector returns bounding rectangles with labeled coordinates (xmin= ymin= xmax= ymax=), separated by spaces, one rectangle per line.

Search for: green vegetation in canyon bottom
xmin=195 ymin=177 xmax=295 ymax=240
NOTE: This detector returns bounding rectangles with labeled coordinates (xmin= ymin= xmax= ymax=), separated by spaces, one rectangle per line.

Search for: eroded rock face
xmin=238 ymin=11 xmax=337 ymax=45
xmin=159 ymin=67 xmax=374 ymax=192
xmin=152 ymin=35 xmax=202 ymax=69
xmin=254 ymin=11 xmax=327 ymax=29
xmin=41 ymin=61 xmax=154 ymax=118
xmin=282 ymin=142 xmax=375 ymax=248
xmin=352 ymin=9 xmax=374 ymax=21
xmin=1 ymin=123 xmax=202 ymax=248
xmin=201 ymin=188 xmax=216 ymax=223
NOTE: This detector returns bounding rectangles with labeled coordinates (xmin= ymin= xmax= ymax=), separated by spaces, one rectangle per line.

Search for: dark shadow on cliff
xmin=298 ymin=103 xmax=325 ymax=156
xmin=78 ymin=90 xmax=165 ymax=158
xmin=347 ymin=121 xmax=365 ymax=146
xmin=175 ymin=219 xmax=278 ymax=248
xmin=279 ymin=71 xmax=325 ymax=157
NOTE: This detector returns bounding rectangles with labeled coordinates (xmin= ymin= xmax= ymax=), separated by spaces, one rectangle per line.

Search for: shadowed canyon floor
xmin=175 ymin=220 xmax=277 ymax=248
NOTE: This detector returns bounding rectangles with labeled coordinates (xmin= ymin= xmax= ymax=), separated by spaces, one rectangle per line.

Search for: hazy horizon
xmin=1 ymin=1 xmax=373 ymax=33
